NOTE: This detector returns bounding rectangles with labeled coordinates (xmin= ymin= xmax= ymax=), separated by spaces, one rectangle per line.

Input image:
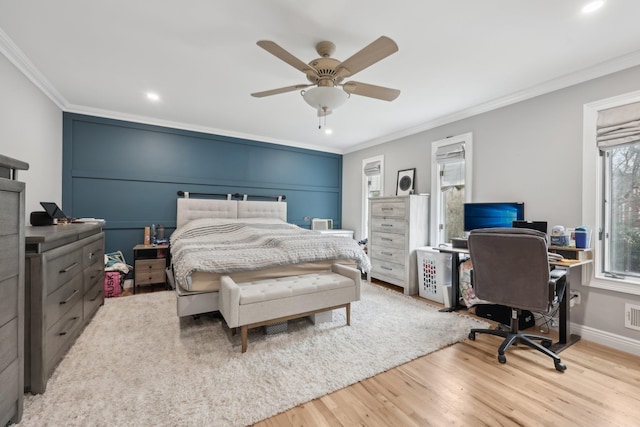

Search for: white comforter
xmin=170 ymin=218 xmax=370 ymax=288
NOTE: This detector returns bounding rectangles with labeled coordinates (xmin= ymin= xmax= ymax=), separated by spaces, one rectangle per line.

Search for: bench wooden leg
xmin=241 ymin=325 xmax=248 ymax=353
xmin=346 ymin=303 xmax=351 ymax=326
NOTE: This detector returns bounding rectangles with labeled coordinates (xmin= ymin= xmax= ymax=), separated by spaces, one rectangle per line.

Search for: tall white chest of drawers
xmin=368 ymin=195 xmax=429 ymax=295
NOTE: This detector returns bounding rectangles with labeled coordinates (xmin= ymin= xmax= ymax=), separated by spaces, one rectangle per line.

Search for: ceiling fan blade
xmin=257 ymin=40 xmax=318 ymax=77
xmin=251 ymin=84 xmax=312 ymax=98
xmin=334 ymin=36 xmax=398 ymax=79
xmin=342 ymin=81 xmax=400 ymax=101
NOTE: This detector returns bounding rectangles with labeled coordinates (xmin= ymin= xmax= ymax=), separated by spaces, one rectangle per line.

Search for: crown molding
xmin=345 ymin=50 xmax=640 ymax=154
xmin=0 ymin=28 xmax=67 ymax=109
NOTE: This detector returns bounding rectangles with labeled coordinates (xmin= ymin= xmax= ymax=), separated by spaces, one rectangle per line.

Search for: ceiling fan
xmin=251 ymin=36 xmax=400 ymax=119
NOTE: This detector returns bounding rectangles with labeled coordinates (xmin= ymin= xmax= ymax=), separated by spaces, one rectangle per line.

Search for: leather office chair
xmin=467 ymin=228 xmax=567 ymax=372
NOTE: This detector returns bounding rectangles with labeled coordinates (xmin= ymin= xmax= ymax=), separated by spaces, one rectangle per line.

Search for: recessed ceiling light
xmin=582 ymin=0 xmax=605 ymax=14
xmin=324 ymin=128 xmax=333 ymax=135
xmin=146 ymin=92 xmax=160 ymax=102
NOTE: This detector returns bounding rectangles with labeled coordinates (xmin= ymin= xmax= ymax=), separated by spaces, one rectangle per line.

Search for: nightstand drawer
xmin=135 ymin=259 xmax=166 ymax=285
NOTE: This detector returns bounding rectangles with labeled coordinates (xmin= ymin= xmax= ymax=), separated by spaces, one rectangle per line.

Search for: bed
xmin=170 ymin=194 xmax=370 ymax=317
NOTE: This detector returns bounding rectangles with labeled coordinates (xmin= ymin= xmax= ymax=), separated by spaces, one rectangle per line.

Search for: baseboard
xmin=571 ymin=322 xmax=640 ymax=356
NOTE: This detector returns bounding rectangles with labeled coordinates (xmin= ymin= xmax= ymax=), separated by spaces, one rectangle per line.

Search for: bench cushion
xmin=239 ymin=272 xmax=354 ymax=305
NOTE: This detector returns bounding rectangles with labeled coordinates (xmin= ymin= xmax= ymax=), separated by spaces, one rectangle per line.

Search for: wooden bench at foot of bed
xmin=219 ymin=264 xmax=361 ymax=353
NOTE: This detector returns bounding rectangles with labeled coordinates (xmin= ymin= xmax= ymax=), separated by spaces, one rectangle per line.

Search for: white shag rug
xmin=19 ymin=283 xmax=487 ymax=427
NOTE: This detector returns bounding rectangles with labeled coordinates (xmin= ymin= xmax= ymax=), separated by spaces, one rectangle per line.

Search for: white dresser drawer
xmin=370 ymin=217 xmax=406 ymax=235
xmin=371 ymin=201 xmax=406 ymax=218
xmin=371 ymin=261 xmax=406 ymax=282
xmin=370 ymin=246 xmax=405 ymax=265
xmin=371 ymin=232 xmax=405 ymax=250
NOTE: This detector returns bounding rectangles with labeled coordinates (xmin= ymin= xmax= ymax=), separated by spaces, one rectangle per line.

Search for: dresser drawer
xmin=0 ymin=318 xmax=17 ymax=373
xmin=45 ymin=246 xmax=83 ymax=295
xmin=45 ymin=273 xmax=83 ymax=331
xmin=371 ymin=261 xmax=406 ymax=283
xmin=370 ymin=246 xmax=405 ymax=264
xmin=0 ymin=234 xmax=18 ymax=283
xmin=371 ymin=200 xmax=406 ymax=218
xmin=82 ymin=235 xmax=104 ymax=270
xmin=371 ymin=232 xmax=406 ymax=250
xmin=135 ymin=259 xmax=166 ymax=285
xmin=45 ymin=301 xmax=83 ymax=373
xmin=83 ymin=278 xmax=103 ymax=321
xmin=83 ymin=265 xmax=105 ymax=295
xmin=370 ymin=217 xmax=406 ymax=235
xmin=0 ymin=276 xmax=18 ymax=328
xmin=0 ymin=190 xmax=19 ymax=236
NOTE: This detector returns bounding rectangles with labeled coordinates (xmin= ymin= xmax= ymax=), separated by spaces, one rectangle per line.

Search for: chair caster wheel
xmin=468 ymin=332 xmax=476 ymax=340
xmin=498 ymin=354 xmax=507 ymax=364
xmin=555 ymin=361 xmax=567 ymax=372
xmin=541 ymin=339 xmax=553 ymax=348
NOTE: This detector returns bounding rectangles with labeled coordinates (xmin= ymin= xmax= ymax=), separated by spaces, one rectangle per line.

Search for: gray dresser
xmin=0 ymin=155 xmax=28 ymax=426
xmin=368 ymin=195 xmax=429 ymax=295
xmin=25 ymin=223 xmax=105 ymax=394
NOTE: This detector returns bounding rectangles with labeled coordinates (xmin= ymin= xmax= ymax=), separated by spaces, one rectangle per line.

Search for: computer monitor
xmin=463 ymin=202 xmax=525 ymax=232
xmin=512 ymin=220 xmax=548 ymax=234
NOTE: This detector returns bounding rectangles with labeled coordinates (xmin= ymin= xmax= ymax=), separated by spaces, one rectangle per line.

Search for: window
xmin=584 ymin=92 xmax=640 ymax=295
xmin=362 ymin=155 xmax=384 ymax=239
xmin=431 ymin=133 xmax=473 ymax=246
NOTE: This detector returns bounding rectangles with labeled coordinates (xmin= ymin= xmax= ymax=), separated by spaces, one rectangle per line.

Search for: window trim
xmin=583 ymin=90 xmax=640 ymax=295
xmin=430 ymin=133 xmax=473 ymax=246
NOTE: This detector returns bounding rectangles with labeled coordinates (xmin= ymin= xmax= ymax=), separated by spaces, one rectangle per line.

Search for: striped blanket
xmin=170 ymin=219 xmax=370 ymax=288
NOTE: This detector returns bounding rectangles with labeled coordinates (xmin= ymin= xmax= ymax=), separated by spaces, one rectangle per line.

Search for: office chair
xmin=467 ymin=228 xmax=567 ymax=372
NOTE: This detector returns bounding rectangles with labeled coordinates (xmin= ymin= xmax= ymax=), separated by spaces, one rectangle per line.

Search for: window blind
xmin=436 ymin=142 xmax=465 ymax=189
xmin=597 ymin=101 xmax=640 ymax=149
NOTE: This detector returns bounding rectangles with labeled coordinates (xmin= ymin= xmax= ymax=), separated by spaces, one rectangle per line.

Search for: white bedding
xmin=170 ymin=218 xmax=370 ymax=291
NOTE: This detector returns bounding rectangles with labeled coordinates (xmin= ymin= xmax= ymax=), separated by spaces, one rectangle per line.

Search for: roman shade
xmin=364 ymin=160 xmax=381 ymax=176
xmin=597 ymin=101 xmax=640 ymax=149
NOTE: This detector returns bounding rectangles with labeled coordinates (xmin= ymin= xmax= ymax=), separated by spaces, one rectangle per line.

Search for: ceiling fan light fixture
xmin=302 ymin=86 xmax=349 ymax=112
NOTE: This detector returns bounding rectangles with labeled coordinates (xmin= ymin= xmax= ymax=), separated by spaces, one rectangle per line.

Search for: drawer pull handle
xmin=381 ymin=251 xmax=393 ymax=256
xmin=58 ymin=316 xmax=80 ymax=336
xmin=381 ymin=224 xmax=393 ymax=227
xmin=60 ymin=289 xmax=79 ymax=305
xmin=59 ymin=262 xmax=79 ymax=274
xmin=90 ymin=289 xmax=102 ymax=302
xmin=381 ymin=237 xmax=393 ymax=242
xmin=381 ymin=266 xmax=393 ymax=271
xmin=381 ymin=207 xmax=393 ymax=211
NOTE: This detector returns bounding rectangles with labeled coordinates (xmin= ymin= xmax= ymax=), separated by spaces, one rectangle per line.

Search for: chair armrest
xmin=549 ymin=270 xmax=567 ymax=305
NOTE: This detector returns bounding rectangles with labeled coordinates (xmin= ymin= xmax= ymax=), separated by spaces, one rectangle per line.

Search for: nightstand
xmin=133 ymin=244 xmax=168 ymax=294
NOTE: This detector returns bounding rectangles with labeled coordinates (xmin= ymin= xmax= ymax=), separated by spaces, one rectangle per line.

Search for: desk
xmin=436 ymin=246 xmax=591 ymax=353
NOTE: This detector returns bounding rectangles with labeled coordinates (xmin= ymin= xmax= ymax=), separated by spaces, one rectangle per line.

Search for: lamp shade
xmin=302 ymin=86 xmax=349 ymax=111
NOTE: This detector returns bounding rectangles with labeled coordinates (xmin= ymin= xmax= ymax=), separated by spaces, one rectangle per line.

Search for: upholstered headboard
xmin=176 ymin=198 xmax=287 ymax=229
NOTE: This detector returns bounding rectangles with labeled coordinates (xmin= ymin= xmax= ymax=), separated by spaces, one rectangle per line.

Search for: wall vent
xmin=625 ymin=303 xmax=640 ymax=331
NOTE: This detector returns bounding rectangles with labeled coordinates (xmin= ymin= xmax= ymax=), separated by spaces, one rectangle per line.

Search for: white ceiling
xmin=2 ymin=1 xmax=640 ymax=154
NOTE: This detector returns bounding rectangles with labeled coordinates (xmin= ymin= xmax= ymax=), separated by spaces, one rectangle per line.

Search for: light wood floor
xmin=254 ymin=283 xmax=640 ymax=427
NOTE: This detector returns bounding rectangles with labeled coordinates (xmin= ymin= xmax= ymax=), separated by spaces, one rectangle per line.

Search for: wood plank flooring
xmin=254 ymin=283 xmax=640 ymax=427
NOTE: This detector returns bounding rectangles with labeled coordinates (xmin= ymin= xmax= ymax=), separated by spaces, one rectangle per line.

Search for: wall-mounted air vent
xmin=625 ymin=303 xmax=640 ymax=331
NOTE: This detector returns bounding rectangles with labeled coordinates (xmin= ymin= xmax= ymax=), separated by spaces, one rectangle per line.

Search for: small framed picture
xmin=396 ymin=168 xmax=415 ymax=195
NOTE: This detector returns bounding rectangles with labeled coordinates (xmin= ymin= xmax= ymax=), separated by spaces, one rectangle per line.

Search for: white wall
xmin=343 ymin=65 xmax=640 ymax=350
xmin=0 ymin=53 xmax=62 ymax=221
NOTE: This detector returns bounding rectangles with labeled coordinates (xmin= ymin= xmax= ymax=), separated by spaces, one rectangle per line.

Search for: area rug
xmin=19 ymin=283 xmax=487 ymax=426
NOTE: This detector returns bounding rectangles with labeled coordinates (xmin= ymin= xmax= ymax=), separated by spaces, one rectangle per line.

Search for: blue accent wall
xmin=62 ymin=113 xmax=342 ymax=263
